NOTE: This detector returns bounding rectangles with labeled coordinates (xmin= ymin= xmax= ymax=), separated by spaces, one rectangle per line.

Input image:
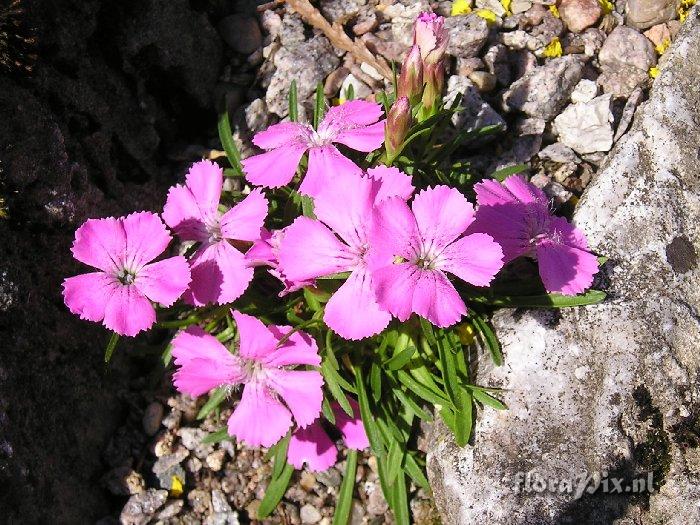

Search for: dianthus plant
xmin=63 ymin=11 xmax=605 ymax=524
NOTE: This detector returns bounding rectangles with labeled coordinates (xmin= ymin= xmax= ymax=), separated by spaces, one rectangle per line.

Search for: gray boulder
xmin=626 ymin=0 xmax=678 ymax=29
xmin=428 ymin=8 xmax=700 ymax=525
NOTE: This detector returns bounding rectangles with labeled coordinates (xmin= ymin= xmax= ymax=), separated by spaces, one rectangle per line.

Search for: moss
xmin=632 ymin=385 xmax=672 ymax=491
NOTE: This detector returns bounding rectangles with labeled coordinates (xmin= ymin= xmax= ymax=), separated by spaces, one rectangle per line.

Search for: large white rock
xmin=428 ymin=8 xmax=700 ymax=525
xmin=553 ymin=94 xmax=614 ymax=154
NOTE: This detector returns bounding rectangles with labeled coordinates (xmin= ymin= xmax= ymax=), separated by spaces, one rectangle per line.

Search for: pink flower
xmin=171 ymin=310 xmax=324 ymax=447
xmin=413 ymin=12 xmax=448 ymax=64
xmin=241 ymin=101 xmax=386 ymax=197
xmin=63 ymin=212 xmax=191 ymax=336
xmin=369 ymin=186 xmax=504 ymax=328
xmin=287 ymin=399 xmax=370 ymax=472
xmin=278 ymin=166 xmax=414 ymax=340
xmin=470 ymin=175 xmax=599 ymax=295
xmin=162 ymin=160 xmax=268 ymax=305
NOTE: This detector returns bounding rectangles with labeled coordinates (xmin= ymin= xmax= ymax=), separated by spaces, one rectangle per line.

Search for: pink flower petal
xmin=103 ymin=284 xmax=156 ymax=336
xmin=121 ymin=212 xmax=172 ymax=269
xmin=367 ymin=165 xmax=415 ymax=202
xmin=535 ymin=241 xmax=599 ymax=295
xmin=287 ymin=421 xmax=338 ymax=472
xmin=439 ymin=233 xmax=504 ymax=287
xmin=264 ymin=326 xmax=321 ymax=367
xmin=333 ymin=120 xmax=386 ymax=152
xmin=185 ymin=241 xmax=253 ymax=305
xmin=473 ymin=178 xmax=520 ymax=206
xmin=62 ymin=272 xmax=118 ymax=322
xmin=227 ymin=382 xmax=293 ymax=447
xmin=220 ymin=188 xmax=268 ymax=242
xmin=278 ymin=217 xmax=354 ymax=282
xmin=468 ymin=203 xmax=530 ymax=263
xmin=313 ymin=171 xmax=376 ymax=249
xmin=298 ymin=145 xmax=362 ymax=197
xmin=162 ymin=183 xmax=209 ymax=241
xmin=245 ymin=228 xmax=276 ymax=267
xmin=320 ymin=100 xmax=384 ymax=131
xmin=324 ymin=268 xmax=392 ymax=340
xmin=547 ymin=216 xmax=590 ymax=251
xmin=232 ymin=310 xmax=279 ymax=361
xmin=135 ymin=256 xmax=191 ymax=306
xmin=332 ymin=400 xmax=369 ymax=450
xmin=171 ymin=326 xmax=245 ymax=396
xmin=368 ymin=197 xmax=421 ymax=270
xmin=71 ymin=217 xmax=126 ymax=273
xmin=266 ymin=369 xmax=324 ymax=427
xmin=502 ymin=174 xmax=548 ymax=205
xmin=185 ymin=160 xmax=224 ymax=216
xmin=252 ymin=121 xmax=310 ymax=149
xmin=411 ymin=186 xmax=475 ymax=251
xmin=372 ymin=263 xmax=466 ymax=327
xmin=241 ymin=144 xmax=308 ymax=188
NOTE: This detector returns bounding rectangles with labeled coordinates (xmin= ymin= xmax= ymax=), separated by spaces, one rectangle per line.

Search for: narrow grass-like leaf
xmin=288 ymin=80 xmax=298 ymax=121
xmin=471 ymin=388 xmax=507 ymax=410
xmin=104 ymin=332 xmax=120 ymax=363
xmin=391 ymin=470 xmax=410 ymax=525
xmin=197 ymin=387 xmax=227 ymax=420
xmin=322 ymin=396 xmax=337 ymax=425
xmin=201 ymin=428 xmax=230 ymax=444
xmin=313 ymin=82 xmax=325 ymax=129
xmin=370 ymin=362 xmax=382 ymax=402
xmin=333 ymin=449 xmax=358 ymax=525
xmin=394 ymin=388 xmax=432 ymax=421
xmin=468 ymin=289 xmax=607 ymax=308
xmin=491 ymin=163 xmax=528 ymax=181
xmin=384 ymin=345 xmax=416 ymax=371
xmin=355 ymin=367 xmax=384 ymax=455
xmin=471 ymin=314 xmax=502 ymax=366
xmin=258 ymin=462 xmax=294 ymax=519
xmin=272 ymin=432 xmax=291 ymax=479
xmin=217 ymin=112 xmax=244 ymax=175
xmin=453 ymin=388 xmax=473 ymax=447
xmin=345 ymin=82 xmax=355 ymax=101
xmin=396 ymin=370 xmax=448 ymax=406
xmin=404 ymin=452 xmax=430 ymax=491
xmin=384 ymin=438 xmax=404 ymax=486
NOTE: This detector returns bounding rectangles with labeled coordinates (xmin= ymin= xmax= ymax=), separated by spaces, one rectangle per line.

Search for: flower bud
xmin=385 ymin=96 xmax=411 ymax=160
xmin=397 ymin=45 xmax=423 ymax=102
xmin=421 ymin=61 xmax=445 ymax=116
xmin=413 ymin=12 xmax=449 ymax=65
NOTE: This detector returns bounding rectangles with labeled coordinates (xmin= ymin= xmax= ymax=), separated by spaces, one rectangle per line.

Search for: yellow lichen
xmin=501 ymin=0 xmax=513 ymax=15
xmin=649 ymin=66 xmax=660 ymax=78
xmin=678 ymin=0 xmax=696 ymax=22
xmin=548 ymin=4 xmax=560 ymax=17
xmin=475 ymin=8 xmax=499 ymax=23
xmin=451 ymin=0 xmax=473 ymax=15
xmin=170 ymin=475 xmax=184 ymax=497
xmin=655 ymin=37 xmax=671 ymax=55
xmin=542 ymin=37 xmax=563 ymax=58
xmin=598 ymin=0 xmax=614 ymax=15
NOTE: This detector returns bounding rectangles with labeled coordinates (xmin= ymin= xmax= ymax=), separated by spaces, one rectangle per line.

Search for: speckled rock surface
xmin=427 ymin=7 xmax=700 ymax=525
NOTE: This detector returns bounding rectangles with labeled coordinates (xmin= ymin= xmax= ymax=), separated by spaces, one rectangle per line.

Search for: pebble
xmin=316 ymin=467 xmax=342 ymax=488
xmin=553 ymin=94 xmax=614 ymax=154
xmin=218 ymin=15 xmax=263 ymax=55
xmin=626 ymin=0 xmax=677 ymax=30
xmin=340 ymin=74 xmax=372 ymax=100
xmin=300 ymin=503 xmax=323 ymax=524
xmin=599 ymin=26 xmax=657 ymax=73
xmin=156 ymin=499 xmax=184 ymax=520
xmin=320 ymin=0 xmax=367 ymax=24
xmin=445 ymin=14 xmax=490 ymax=59
xmin=142 ymin=402 xmax=164 ymax=436
xmin=102 ymin=466 xmax=145 ymax=496
xmin=352 ymin=8 xmax=378 ymax=35
xmin=468 ymin=71 xmax=498 ymax=93
xmin=300 ymin=471 xmax=317 ymax=491
xmin=445 ymin=76 xmax=506 ymax=135
xmin=456 ymin=57 xmax=485 ymax=77
xmin=120 ymin=489 xmax=168 ymax=525
xmin=538 ymin=143 xmax=581 ymax=164
xmin=558 ymin=0 xmax=602 ymax=33
xmin=206 ymin=449 xmax=226 ymax=471
xmin=570 ymin=78 xmax=598 ymax=104
xmin=188 ymin=488 xmax=212 ymax=515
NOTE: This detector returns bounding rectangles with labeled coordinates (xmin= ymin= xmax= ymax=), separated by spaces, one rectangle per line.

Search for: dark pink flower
xmin=63 ymin=212 xmax=191 ymax=336
xmin=470 ymin=175 xmax=599 ymax=295
xmin=241 ymin=100 xmax=386 ymax=196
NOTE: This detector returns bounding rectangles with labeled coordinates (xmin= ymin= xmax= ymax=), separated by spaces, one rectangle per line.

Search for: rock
xmin=353 ymin=8 xmax=378 ymax=35
xmin=206 ymin=449 xmax=226 ymax=471
xmin=188 ymin=488 xmax=212 ymax=515
xmin=324 ymin=67 xmax=351 ymax=97
xmin=476 ymin=0 xmax=508 ymax=16
xmin=205 ymin=489 xmax=239 ymax=525
xmin=340 ymin=74 xmax=372 ymax=100
xmin=300 ymin=503 xmax=323 ymax=524
xmin=152 ymin=448 xmax=188 ymax=490
xmin=598 ymin=65 xmax=650 ymax=97
xmin=102 ymin=467 xmax=144 ymax=496
xmin=427 ymin=13 xmax=700 ymax=523
xmin=559 ymin=0 xmax=602 ymax=32
xmin=599 ymin=26 xmax=657 ymax=72
xmin=501 ymin=29 xmax=531 ymax=50
xmin=468 ymin=71 xmax=498 ymax=92
xmin=300 ymin=471 xmax=317 ymax=491
xmin=503 ymin=55 xmax=585 ymax=121
xmin=614 ymin=87 xmax=644 ymax=141
xmin=218 ymin=15 xmax=262 ymax=55
xmin=365 ymin=481 xmax=390 ymax=515
xmin=513 ymin=0 xmax=534 ymax=13
xmin=456 ymin=57 xmax=485 ymax=77
xmin=156 ymin=499 xmax=184 ymax=520
xmin=626 ymin=0 xmax=677 ymax=29
xmin=384 ymin=1 xmax=431 ymax=46
xmin=444 ymin=14 xmax=490 ymax=59
xmin=643 ymin=23 xmax=673 ymax=48
xmin=528 ymin=12 xmax=565 ymax=50
xmin=266 ymin=35 xmax=340 ymax=117
xmin=511 ymin=49 xmax=538 ymax=80
xmin=142 ymin=402 xmax=164 ymax=436
xmin=260 ymin=10 xmax=283 ymax=41
xmin=570 ymin=78 xmax=599 ymax=103
xmin=316 ymin=467 xmax=343 ymax=488
xmin=279 ymin=13 xmax=306 ymax=46
xmin=120 ymin=489 xmax=168 ymax=525
xmin=538 ymin=142 xmax=582 ymax=163
xmin=320 ymin=0 xmax=367 ymax=23
xmin=483 ymin=44 xmax=511 ymax=86
xmin=489 ymin=118 xmax=545 ymax=172
xmin=553 ymin=94 xmax=614 ymax=154
xmin=445 ymin=76 xmax=507 ymax=137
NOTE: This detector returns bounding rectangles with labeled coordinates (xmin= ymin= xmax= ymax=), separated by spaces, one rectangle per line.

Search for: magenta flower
xmin=287 ymin=399 xmax=370 ymax=472
xmin=162 ymin=160 xmax=268 ymax=306
xmin=470 ymin=175 xmax=599 ymax=295
xmin=413 ymin=12 xmax=448 ymax=64
xmin=278 ymin=166 xmax=414 ymax=340
xmin=241 ymin=100 xmax=386 ymax=197
xmin=369 ymin=186 xmax=504 ymax=328
xmin=62 ymin=212 xmax=191 ymax=336
xmin=171 ymin=310 xmax=323 ymax=447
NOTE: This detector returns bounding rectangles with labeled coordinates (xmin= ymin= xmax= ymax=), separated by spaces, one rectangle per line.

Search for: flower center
xmin=117 ymin=268 xmax=137 ymax=285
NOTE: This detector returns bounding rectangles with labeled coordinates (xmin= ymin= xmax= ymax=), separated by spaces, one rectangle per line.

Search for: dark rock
xmin=218 ymin=15 xmax=262 ymax=55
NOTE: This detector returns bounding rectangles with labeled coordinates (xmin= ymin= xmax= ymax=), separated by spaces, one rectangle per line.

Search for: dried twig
xmin=284 ymin=0 xmax=393 ymax=80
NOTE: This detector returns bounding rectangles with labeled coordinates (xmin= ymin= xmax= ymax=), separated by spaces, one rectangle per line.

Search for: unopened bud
xmin=413 ymin=12 xmax=449 ymax=65
xmin=397 ymin=45 xmax=423 ymax=102
xmin=385 ymin=96 xmax=411 ymax=160
xmin=421 ymin=61 xmax=445 ymax=116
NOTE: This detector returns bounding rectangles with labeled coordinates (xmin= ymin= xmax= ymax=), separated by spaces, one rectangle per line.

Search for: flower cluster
xmin=62 ymin=10 xmax=602 ymax=520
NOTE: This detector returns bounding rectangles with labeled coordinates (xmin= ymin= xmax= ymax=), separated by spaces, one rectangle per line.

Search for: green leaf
xmin=394 ymin=388 xmax=432 ymax=421
xmin=322 ymin=360 xmax=355 ymax=416
xmin=303 ymin=287 xmax=322 ymax=312
xmin=491 ymin=163 xmax=528 ymax=181
xmin=419 ymin=318 xmax=436 ymax=346
xmin=395 ymin=370 xmax=448 ymax=406
xmin=288 ymin=80 xmax=298 ymax=122
xmin=437 ymin=334 xmax=463 ymax=410
xmin=404 ymin=452 xmax=430 ymax=491
xmin=322 ymin=396 xmax=337 ymax=425
xmin=383 ymin=345 xmax=416 ymax=371
xmin=384 ymin=438 xmax=405 ymax=486
xmin=104 ymin=332 xmax=120 ymax=363
xmin=471 ymin=388 xmax=507 ymax=410
xmin=355 ymin=367 xmax=385 ymax=455
xmin=333 ymin=449 xmax=358 ymax=525
xmin=258 ymin=462 xmax=294 ymax=519
xmin=301 ymin=194 xmax=315 ymax=218
xmin=313 ymin=82 xmax=326 ymax=129
xmin=471 ymin=314 xmax=503 ymax=366
xmin=391 ymin=470 xmax=410 ymax=525
xmin=201 ymin=428 xmax=231 ymax=444
xmin=217 ymin=112 xmax=244 ymax=175
xmin=272 ymin=433 xmax=291 ymax=479
xmin=370 ymin=362 xmax=382 ymax=402
xmin=469 ymin=289 xmax=607 ymax=308
xmin=345 ymin=82 xmax=355 ymax=101
xmin=197 ymin=387 xmax=227 ymax=420
xmin=453 ymin=388 xmax=473 ymax=447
